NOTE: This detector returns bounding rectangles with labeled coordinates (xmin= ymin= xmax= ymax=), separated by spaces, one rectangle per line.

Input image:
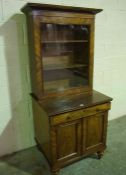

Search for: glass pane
xmin=41 ymin=23 xmax=90 ymax=93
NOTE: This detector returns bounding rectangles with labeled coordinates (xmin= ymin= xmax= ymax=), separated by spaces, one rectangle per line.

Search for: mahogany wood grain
xmin=50 ymin=103 xmax=110 ymax=126
xmin=21 ymin=3 xmax=112 ymax=175
xmin=38 ymin=90 xmax=112 ymax=116
xmin=54 ymin=120 xmax=81 ymax=161
xmin=22 ymin=3 xmax=99 ymax=100
xmin=32 ymin=98 xmax=51 ymax=163
xmin=32 ymin=96 xmax=111 ymax=174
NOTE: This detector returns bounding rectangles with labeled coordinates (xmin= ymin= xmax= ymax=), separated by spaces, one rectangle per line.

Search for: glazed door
xmin=51 ymin=119 xmax=81 ymax=164
xmin=39 ymin=15 xmax=94 ymax=96
xmin=82 ymin=112 xmax=108 ymax=154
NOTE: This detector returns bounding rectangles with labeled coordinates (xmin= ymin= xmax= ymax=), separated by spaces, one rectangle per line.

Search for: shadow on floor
xmin=0 ymin=147 xmax=51 ymax=175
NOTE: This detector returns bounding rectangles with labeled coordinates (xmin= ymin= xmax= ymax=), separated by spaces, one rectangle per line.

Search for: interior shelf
xmin=43 ymin=64 xmax=88 ymax=70
xmin=41 ymin=23 xmax=90 ymax=93
xmin=42 ymin=40 xmax=88 ymax=44
xmin=43 ymin=69 xmax=87 ymax=82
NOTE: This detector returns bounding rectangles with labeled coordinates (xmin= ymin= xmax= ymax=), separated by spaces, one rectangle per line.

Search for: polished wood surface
xmin=50 ymin=102 xmax=110 ymax=126
xmin=38 ymin=90 xmax=112 ymax=116
xmin=21 ymin=3 xmax=112 ymax=175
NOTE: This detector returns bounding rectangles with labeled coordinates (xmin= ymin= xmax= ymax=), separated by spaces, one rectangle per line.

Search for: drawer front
xmin=50 ymin=103 xmax=111 ymax=126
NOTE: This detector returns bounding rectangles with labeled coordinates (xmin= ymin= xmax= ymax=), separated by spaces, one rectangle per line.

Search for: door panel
xmin=83 ymin=112 xmax=108 ymax=153
xmin=54 ymin=119 xmax=81 ymax=162
xmin=57 ymin=123 xmax=76 ymax=159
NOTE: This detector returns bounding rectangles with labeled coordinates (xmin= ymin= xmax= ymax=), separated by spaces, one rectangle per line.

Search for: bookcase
xmin=21 ymin=3 xmax=112 ymax=175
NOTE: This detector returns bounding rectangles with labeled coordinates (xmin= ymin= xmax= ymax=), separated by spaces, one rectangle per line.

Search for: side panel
xmin=32 ymin=98 xmax=51 ymax=163
xmin=26 ymin=14 xmax=43 ymax=99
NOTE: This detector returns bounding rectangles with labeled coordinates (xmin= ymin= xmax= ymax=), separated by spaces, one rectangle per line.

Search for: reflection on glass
xmin=41 ymin=23 xmax=90 ymax=93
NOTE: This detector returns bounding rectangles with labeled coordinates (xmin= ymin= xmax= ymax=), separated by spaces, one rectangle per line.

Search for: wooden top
xmin=21 ymin=3 xmax=103 ymax=14
xmin=33 ymin=90 xmax=112 ymax=116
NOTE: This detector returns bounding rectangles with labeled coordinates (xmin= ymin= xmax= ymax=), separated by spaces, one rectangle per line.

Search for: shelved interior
xmin=41 ymin=23 xmax=90 ymax=93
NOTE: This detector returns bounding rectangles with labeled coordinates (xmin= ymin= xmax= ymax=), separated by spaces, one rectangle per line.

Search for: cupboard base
xmin=32 ymin=91 xmax=112 ymax=174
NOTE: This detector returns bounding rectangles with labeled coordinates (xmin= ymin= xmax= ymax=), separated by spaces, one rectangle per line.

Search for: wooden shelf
xmin=44 ymin=64 xmax=88 ymax=70
xmin=42 ymin=40 xmax=88 ymax=44
xmin=44 ymin=77 xmax=88 ymax=92
xmin=42 ymin=51 xmax=73 ymax=57
xmin=43 ymin=69 xmax=87 ymax=82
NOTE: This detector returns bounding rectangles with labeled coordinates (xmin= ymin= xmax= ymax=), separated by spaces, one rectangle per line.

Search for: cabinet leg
xmin=97 ymin=151 xmax=104 ymax=159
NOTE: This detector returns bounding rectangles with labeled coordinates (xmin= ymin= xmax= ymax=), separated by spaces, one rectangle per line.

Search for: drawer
xmin=50 ymin=103 xmax=111 ymax=126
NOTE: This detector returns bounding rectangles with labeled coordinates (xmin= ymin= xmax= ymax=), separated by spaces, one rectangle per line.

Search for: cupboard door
xmin=83 ymin=112 xmax=108 ymax=154
xmin=51 ymin=119 xmax=81 ymax=163
xmin=39 ymin=16 xmax=94 ymax=96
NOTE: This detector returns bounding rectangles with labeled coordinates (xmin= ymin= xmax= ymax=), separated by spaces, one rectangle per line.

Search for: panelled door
xmin=82 ymin=112 xmax=108 ymax=154
xmin=52 ymin=119 xmax=82 ymax=164
xmin=33 ymin=13 xmax=94 ymax=97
